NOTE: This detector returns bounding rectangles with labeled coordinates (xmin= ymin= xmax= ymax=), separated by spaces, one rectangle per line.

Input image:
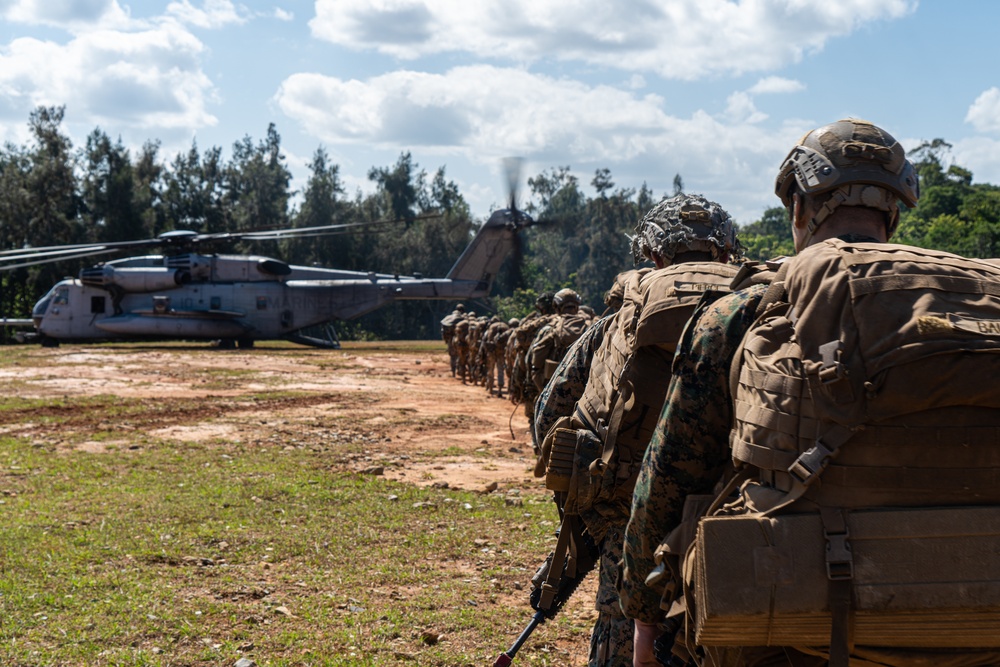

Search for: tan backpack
xmin=551 ymin=262 xmax=739 ymax=540
xmin=692 ymin=240 xmax=1000 ymax=659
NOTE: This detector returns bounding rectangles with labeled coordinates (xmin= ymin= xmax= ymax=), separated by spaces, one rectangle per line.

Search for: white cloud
xmin=954 ymin=136 xmax=1000 ymax=187
xmin=274 ymin=66 xmax=807 ymax=223
xmin=273 ymin=8 xmax=293 ymax=21
xmin=165 ymin=0 xmax=249 ymax=28
xmin=626 ymin=74 xmax=646 ymax=90
xmin=0 ymin=0 xmax=133 ymax=31
xmin=723 ymin=92 xmax=767 ymax=124
xmin=309 ymin=0 xmax=916 ymax=79
xmin=748 ymin=76 xmax=805 ymax=95
xmin=0 ymin=25 xmax=217 ymax=131
xmin=966 ymin=87 xmax=1000 ymax=134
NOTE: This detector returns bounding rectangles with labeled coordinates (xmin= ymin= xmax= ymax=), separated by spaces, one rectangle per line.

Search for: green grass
xmin=0 ymin=435 xmax=581 ymax=666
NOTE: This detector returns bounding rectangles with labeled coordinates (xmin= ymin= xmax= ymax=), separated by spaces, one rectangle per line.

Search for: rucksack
xmin=549 ymin=262 xmax=739 ymax=540
xmin=692 ymin=239 xmax=1000 ymax=659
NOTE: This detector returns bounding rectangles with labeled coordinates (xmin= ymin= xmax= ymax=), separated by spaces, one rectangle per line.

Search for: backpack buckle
xmin=824 ymin=527 xmax=854 ymax=581
xmin=788 ymin=441 xmax=834 ymax=485
xmin=818 ymin=340 xmax=846 ymax=384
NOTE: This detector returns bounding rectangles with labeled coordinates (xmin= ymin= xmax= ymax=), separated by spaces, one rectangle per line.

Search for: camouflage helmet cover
xmin=552 ymin=288 xmax=581 ymax=307
xmin=508 ymin=318 xmax=520 ymax=327
xmin=774 ymin=118 xmax=919 ymax=238
xmin=454 ymin=303 xmax=465 ymax=312
xmin=630 ymin=193 xmax=737 ymax=265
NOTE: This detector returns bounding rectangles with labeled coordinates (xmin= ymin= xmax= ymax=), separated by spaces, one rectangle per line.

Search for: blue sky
xmin=1 ymin=0 xmax=998 ymax=228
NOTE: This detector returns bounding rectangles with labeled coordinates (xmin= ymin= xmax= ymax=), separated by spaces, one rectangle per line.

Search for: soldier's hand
xmin=633 ymin=619 xmax=660 ymax=667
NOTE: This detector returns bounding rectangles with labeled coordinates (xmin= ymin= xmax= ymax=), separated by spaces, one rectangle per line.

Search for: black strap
xmin=820 ymin=507 xmax=854 ymax=667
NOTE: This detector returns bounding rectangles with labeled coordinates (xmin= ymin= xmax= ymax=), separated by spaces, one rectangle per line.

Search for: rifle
xmin=494 ymin=461 xmax=600 ymax=666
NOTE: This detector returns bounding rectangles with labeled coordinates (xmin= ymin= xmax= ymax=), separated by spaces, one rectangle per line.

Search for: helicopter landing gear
xmin=237 ymin=337 xmax=254 ymax=349
xmin=39 ymin=335 xmax=60 ymax=348
xmin=214 ymin=338 xmax=236 ymax=350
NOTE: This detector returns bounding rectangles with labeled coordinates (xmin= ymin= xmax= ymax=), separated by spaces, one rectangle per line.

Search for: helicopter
xmin=1 ymin=187 xmax=541 ymax=349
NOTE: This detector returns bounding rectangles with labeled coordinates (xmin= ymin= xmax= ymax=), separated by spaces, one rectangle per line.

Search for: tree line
xmin=2 ymin=106 xmax=999 ymax=341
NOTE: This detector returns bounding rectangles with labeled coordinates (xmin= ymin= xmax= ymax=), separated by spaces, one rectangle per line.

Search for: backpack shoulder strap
xmin=727 ymin=260 xmax=790 ymax=400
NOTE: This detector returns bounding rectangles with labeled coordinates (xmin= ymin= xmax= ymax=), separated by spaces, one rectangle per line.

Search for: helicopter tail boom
xmin=444 ymin=211 xmax=520 ymax=288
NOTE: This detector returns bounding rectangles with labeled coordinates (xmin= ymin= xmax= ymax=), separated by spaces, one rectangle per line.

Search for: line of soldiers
xmin=440 ymin=289 xmax=597 ymax=403
xmin=518 ymin=117 xmax=1000 ymax=667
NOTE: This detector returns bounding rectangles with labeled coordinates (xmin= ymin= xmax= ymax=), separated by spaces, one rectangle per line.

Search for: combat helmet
xmin=552 ymin=288 xmax=581 ymax=313
xmin=774 ymin=118 xmax=919 ymax=239
xmin=630 ymin=193 xmax=737 ymax=265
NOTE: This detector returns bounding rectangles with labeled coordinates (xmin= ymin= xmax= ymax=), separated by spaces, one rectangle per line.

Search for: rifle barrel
xmin=493 ymin=610 xmax=546 ymax=667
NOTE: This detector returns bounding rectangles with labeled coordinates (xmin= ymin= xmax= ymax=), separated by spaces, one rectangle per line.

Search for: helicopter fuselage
xmin=32 ymin=252 xmax=494 ymax=345
xmin=18 ymin=206 xmax=525 ymax=347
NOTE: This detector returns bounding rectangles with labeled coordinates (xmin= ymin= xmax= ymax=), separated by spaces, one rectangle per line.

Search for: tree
xmin=224 ymin=123 xmax=291 ymax=246
xmin=286 ymin=147 xmax=349 ymax=267
xmin=737 ymin=206 xmax=794 ymax=261
xmin=80 ymin=129 xmax=141 ymax=243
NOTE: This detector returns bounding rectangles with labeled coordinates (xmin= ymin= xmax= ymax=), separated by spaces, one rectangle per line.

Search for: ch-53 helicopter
xmin=1 ymin=166 xmax=541 ymax=349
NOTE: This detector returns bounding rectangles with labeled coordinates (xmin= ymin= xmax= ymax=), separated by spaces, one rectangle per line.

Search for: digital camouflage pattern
xmin=589 ymin=527 xmax=633 ymax=667
xmin=618 ymin=284 xmax=767 ymax=623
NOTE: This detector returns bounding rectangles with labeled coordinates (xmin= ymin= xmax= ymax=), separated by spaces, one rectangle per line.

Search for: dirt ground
xmin=4 ymin=342 xmax=544 ymax=492
xmin=2 ymin=340 xmax=598 ymax=665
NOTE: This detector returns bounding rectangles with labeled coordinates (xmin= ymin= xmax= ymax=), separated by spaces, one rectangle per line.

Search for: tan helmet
xmin=774 ymin=118 xmax=919 ymax=239
xmin=552 ymin=288 xmax=581 ymax=311
xmin=631 ymin=193 xmax=737 ymax=265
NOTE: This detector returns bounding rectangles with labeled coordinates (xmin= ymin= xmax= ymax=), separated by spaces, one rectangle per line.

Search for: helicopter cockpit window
xmin=53 ymin=286 xmax=69 ymax=306
xmin=91 ymin=296 xmax=106 ymax=314
xmin=210 ymin=296 xmax=222 ymax=310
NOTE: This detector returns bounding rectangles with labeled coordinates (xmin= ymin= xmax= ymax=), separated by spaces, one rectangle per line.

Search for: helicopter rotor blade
xmin=0 ymin=247 xmax=124 ymax=271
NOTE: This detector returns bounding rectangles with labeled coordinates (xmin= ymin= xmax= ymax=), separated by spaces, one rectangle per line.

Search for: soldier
xmin=527 ymin=288 xmax=591 ymax=395
xmin=480 ymin=317 xmax=513 ymax=397
xmin=466 ymin=315 xmax=488 ymax=385
xmin=621 ymin=119 xmax=1000 ymax=666
xmin=507 ymin=292 xmax=556 ymax=409
xmin=440 ymin=303 xmax=466 ymax=377
xmin=534 ymin=195 xmax=740 ymax=667
xmin=531 ymin=270 xmax=641 ymax=456
xmin=453 ymin=310 xmax=474 ymax=383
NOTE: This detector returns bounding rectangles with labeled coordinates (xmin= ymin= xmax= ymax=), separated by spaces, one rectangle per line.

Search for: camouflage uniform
xmin=509 ymin=312 xmax=555 ymax=416
xmin=480 ymin=318 xmax=510 ymax=396
xmin=467 ymin=316 xmax=486 ymax=385
xmin=454 ymin=315 xmax=473 ymax=383
xmin=527 ymin=311 xmax=591 ymax=394
xmin=532 ymin=315 xmax=613 ymax=454
xmin=618 ymin=285 xmax=766 ymax=625
xmin=441 ymin=307 xmax=466 ymax=377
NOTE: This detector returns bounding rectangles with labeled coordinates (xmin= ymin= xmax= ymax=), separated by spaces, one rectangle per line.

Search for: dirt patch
xmin=3 ymin=342 xmax=541 ymax=495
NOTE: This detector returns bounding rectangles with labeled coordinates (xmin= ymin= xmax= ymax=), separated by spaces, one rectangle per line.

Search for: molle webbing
xmin=576 ymin=262 xmax=736 ymax=432
xmin=730 ymin=240 xmax=1000 ymax=510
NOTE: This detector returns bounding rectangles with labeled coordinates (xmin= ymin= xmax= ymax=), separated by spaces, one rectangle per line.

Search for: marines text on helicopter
xmin=1 ymin=204 xmax=538 ymax=349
